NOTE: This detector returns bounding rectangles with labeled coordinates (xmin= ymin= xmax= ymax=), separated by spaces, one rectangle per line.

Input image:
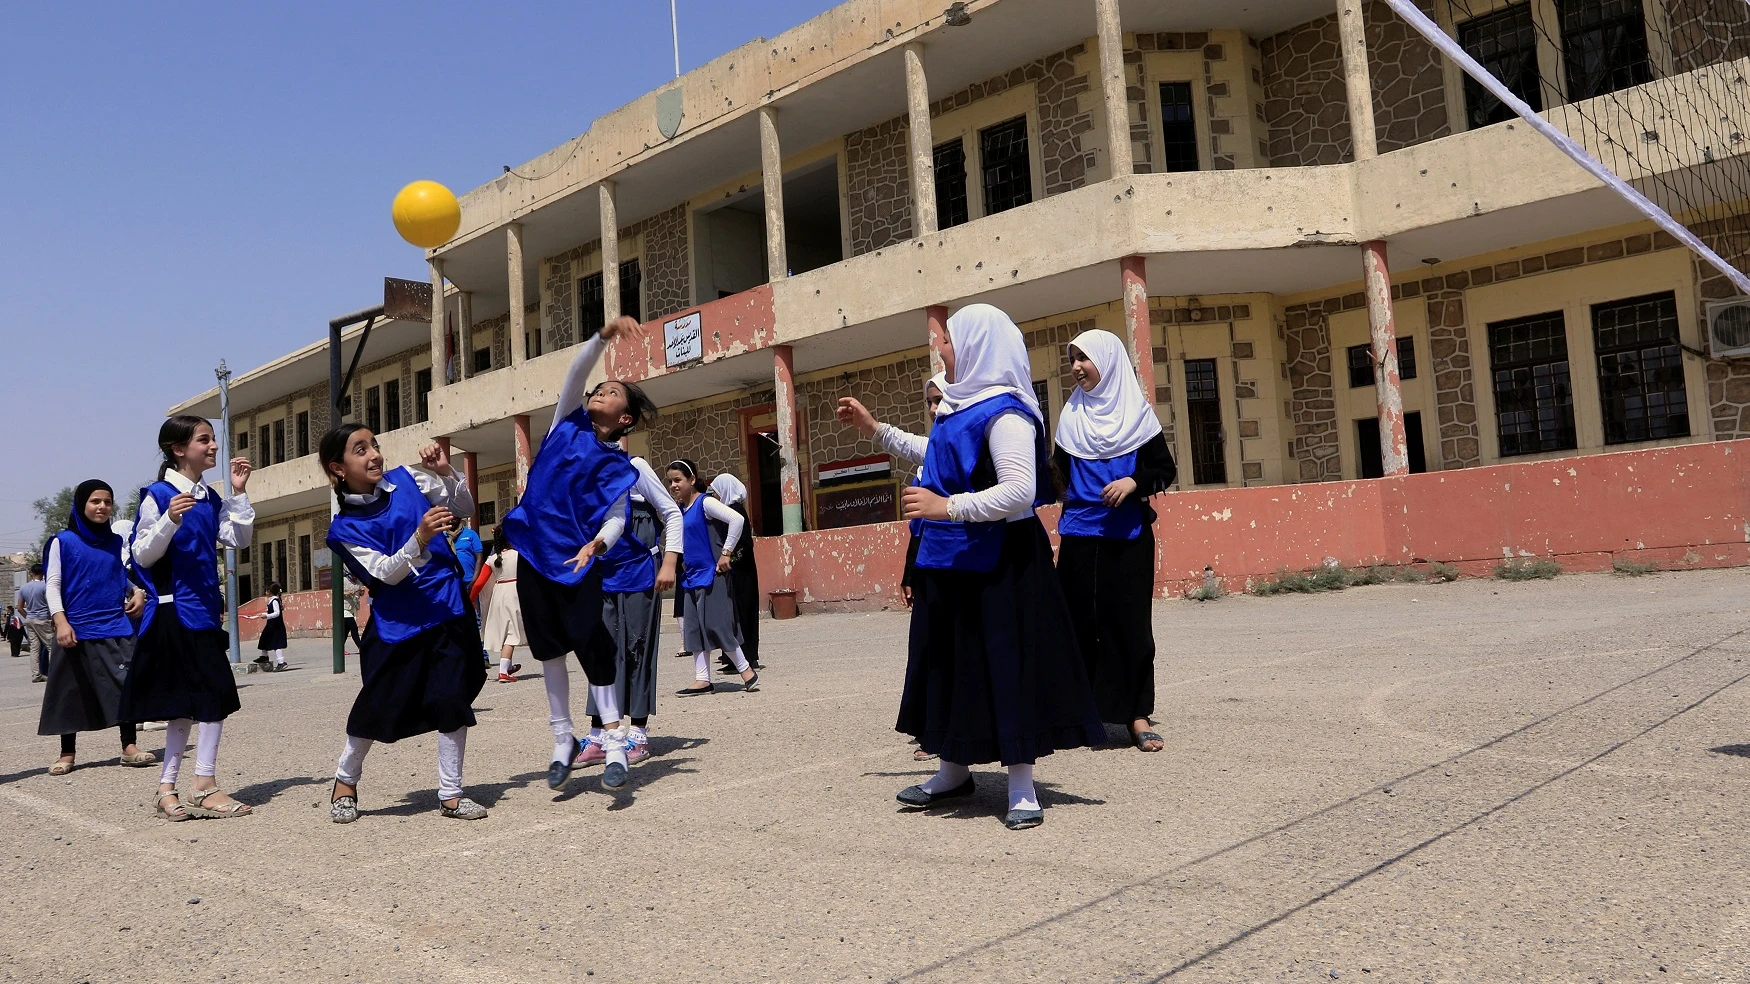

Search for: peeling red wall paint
xmin=236 ymin=592 xmax=370 ymax=641
xmin=751 ymin=439 xmax=1750 ymax=610
xmin=605 ymin=285 xmax=777 ymax=383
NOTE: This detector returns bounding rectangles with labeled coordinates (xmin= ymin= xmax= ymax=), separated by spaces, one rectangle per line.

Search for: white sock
xmin=273 ymin=649 xmax=286 ymax=666
xmin=727 ymin=646 xmax=751 ymax=673
xmin=693 ymin=651 xmax=711 ymax=683
xmin=543 ymin=658 xmax=574 ymax=763
xmin=499 ymin=657 xmax=512 ymax=675
xmin=588 ymin=726 xmax=604 ymax=741
xmin=1007 ymin=763 xmax=1040 ymax=812
xmin=920 ymin=760 xmax=971 ymax=794
xmin=193 ymin=720 xmax=223 ymax=778
xmin=437 ymin=728 xmax=467 ymax=802
xmin=629 ymin=725 xmax=647 ymax=744
xmin=604 ymin=727 xmax=628 ymax=768
xmin=335 ymin=736 xmax=373 ymax=786
xmin=159 ymin=718 xmax=193 ymax=785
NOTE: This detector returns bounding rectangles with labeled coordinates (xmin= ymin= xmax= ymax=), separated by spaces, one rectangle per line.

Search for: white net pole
xmin=1379 ymin=0 xmax=1750 ymax=297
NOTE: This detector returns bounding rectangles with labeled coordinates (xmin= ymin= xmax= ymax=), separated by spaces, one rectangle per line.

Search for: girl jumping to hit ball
xmin=121 ymin=415 xmax=256 ymax=821
xmin=498 ymin=316 xmax=656 ymax=793
xmin=322 ymin=428 xmax=488 ymax=823
xmin=838 ymin=304 xmax=1104 ymax=829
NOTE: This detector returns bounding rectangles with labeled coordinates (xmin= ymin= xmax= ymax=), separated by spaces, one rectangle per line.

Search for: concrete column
xmin=772 ymin=344 xmax=804 ymax=534
xmin=1335 ymin=0 xmax=1378 ymax=161
xmin=903 ymin=42 xmax=938 ymax=236
xmin=759 ymin=105 xmax=788 ymax=280
xmin=1095 ymin=0 xmax=1134 ymax=180
xmin=926 ymin=304 xmax=949 ymax=377
xmin=599 ymin=180 xmax=621 ymax=324
xmin=507 ymin=222 xmax=527 ymax=366
xmin=513 ymin=414 xmax=532 ymax=496
xmin=1120 ymin=256 xmax=1156 ymax=404
xmin=429 ymin=258 xmax=448 ymax=387
xmin=434 ymin=436 xmax=450 ymax=457
xmin=461 ymin=451 xmax=479 ymax=511
xmin=458 ymin=291 xmax=475 ymax=380
xmin=1363 ymin=241 xmax=1409 ymax=476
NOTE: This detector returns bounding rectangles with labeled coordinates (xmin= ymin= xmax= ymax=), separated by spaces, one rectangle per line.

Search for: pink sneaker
xmin=572 ymin=735 xmax=606 ymax=768
xmin=625 ymin=738 xmax=651 ymax=765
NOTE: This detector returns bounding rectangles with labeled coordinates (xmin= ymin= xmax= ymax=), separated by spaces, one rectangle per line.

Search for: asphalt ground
xmin=2 ymin=569 xmax=1747 ymax=983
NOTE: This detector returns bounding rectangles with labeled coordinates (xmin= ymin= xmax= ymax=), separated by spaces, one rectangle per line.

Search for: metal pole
xmin=326 ymin=305 xmax=379 ymax=675
xmin=216 ymin=361 xmax=242 ymax=665
xmin=670 ymin=0 xmax=681 ymax=79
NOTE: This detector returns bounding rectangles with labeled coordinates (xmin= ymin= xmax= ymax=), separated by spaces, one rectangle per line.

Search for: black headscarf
xmin=51 ymin=479 xmax=121 ymax=558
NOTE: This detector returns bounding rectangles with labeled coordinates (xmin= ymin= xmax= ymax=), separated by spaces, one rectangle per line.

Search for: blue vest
xmin=326 ymin=467 xmax=466 ymax=645
xmin=500 ymin=407 xmax=638 ymax=585
xmin=1058 ymin=452 xmax=1146 ymax=539
xmin=679 ymin=495 xmax=720 ymax=591
xmin=915 ymin=393 xmax=1052 ymax=573
xmin=600 ymin=499 xmax=660 ymax=595
xmin=133 ymin=481 xmax=224 ymax=633
xmin=54 ymin=530 xmax=134 ymax=640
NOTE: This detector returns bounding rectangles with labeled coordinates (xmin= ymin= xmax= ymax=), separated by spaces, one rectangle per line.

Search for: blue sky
xmin=0 ymin=0 xmax=835 ymax=553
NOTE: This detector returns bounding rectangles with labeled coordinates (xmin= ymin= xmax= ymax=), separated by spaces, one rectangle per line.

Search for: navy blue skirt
xmin=119 ymin=609 xmax=240 ymax=723
xmin=515 ymin=560 xmax=617 ymax=685
xmin=898 ymin=517 xmax=1106 ymax=766
xmin=346 ymin=615 xmax=486 ymax=743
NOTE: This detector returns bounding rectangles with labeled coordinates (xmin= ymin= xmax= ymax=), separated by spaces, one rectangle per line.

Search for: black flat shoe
xmin=1003 ymin=809 xmax=1044 ymax=830
xmin=896 ymin=777 xmax=975 ymax=809
xmin=675 ymin=683 xmax=714 ymax=697
xmin=546 ymin=760 xmax=569 ymax=790
xmin=742 ymin=671 xmax=760 ymax=693
xmin=602 ymin=762 xmax=629 ymax=790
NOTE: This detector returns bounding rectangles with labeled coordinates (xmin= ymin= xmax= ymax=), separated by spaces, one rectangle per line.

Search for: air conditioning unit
xmin=1707 ymin=297 xmax=1750 ymax=358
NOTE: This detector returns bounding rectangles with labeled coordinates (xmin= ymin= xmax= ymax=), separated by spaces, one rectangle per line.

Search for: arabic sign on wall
xmin=664 ymin=312 xmax=702 ymax=366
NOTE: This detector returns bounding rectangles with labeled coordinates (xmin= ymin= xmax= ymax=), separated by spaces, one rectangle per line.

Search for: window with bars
xmin=384 ymin=378 xmax=402 ymax=432
xmin=258 ymin=540 xmax=274 ymax=592
xmin=479 ymin=500 xmax=497 ymax=528
xmin=473 ymin=348 xmax=492 ymax=373
xmin=1345 ymin=337 xmax=1419 ymax=388
xmin=979 ymin=116 xmax=1032 ymax=216
xmin=298 ymin=535 xmax=313 ymax=592
xmin=1489 ymin=311 xmax=1577 ymax=456
xmin=365 ymin=386 xmax=382 ymax=433
xmin=1592 ymin=291 xmax=1689 ymax=444
xmin=235 ymin=430 xmax=249 ymax=451
xmin=1559 ymin=0 xmax=1651 ymax=101
xmin=1184 ymin=358 xmax=1227 ymax=485
xmin=272 ymin=419 xmax=285 ymax=465
xmin=415 ymin=369 xmax=432 ymax=423
xmin=258 ymin=425 xmax=271 ymax=466
xmin=578 ymin=259 xmax=645 ymax=338
xmin=275 ymin=539 xmax=288 ymax=592
xmin=1459 ymin=3 xmax=1543 ymax=130
xmin=295 ymin=411 xmax=310 ymax=457
xmin=1158 ymin=82 xmax=1199 ymax=173
xmin=934 ymin=138 xmax=970 ymax=229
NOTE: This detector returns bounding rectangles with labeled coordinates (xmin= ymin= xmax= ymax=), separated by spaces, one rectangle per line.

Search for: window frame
xmin=1590 ymin=290 xmax=1690 ymax=445
xmin=414 ymin=368 xmax=432 ymax=423
xmin=364 ymin=385 xmax=382 ymax=434
xmin=925 ymin=82 xmax=1043 ymax=226
xmin=1183 ymin=357 xmax=1229 ymax=486
xmin=1143 ymin=51 xmax=1215 ymax=174
xmin=384 ymin=377 xmax=402 ymax=432
xmin=295 ymin=410 xmax=310 ymax=458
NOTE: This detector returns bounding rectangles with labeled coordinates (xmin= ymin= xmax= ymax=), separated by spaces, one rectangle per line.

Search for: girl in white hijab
xmin=836 ymin=303 xmax=1104 ymax=830
xmin=706 ymin=471 xmax=763 ymax=673
xmin=1053 ymin=329 xmax=1177 ymax=753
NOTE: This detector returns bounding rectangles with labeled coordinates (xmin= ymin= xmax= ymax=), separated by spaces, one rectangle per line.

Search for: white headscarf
xmin=939 ymin=304 xmax=1041 ymax=421
xmin=924 ymin=371 xmax=955 ymax=418
xmin=709 ymin=473 xmax=748 ymax=505
xmin=1054 ymin=328 xmax=1162 ymax=459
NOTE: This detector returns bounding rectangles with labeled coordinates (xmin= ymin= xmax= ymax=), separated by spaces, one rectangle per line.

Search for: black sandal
xmin=1132 ymin=730 xmax=1164 ymax=752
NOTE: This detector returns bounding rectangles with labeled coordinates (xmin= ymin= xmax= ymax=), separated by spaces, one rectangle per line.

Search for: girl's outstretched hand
xmin=837 ymin=397 xmax=879 ymax=438
xmin=229 ymin=457 xmax=253 ymax=494
xmin=419 ymin=442 xmax=454 ymax=477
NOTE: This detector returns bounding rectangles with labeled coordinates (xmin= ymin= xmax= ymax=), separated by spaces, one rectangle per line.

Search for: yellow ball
xmin=391 ymin=180 xmax=461 ymax=249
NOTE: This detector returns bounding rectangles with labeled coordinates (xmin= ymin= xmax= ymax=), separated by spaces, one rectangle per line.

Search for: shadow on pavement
xmin=232 ymin=774 xmax=327 ymax=806
xmin=0 ymin=765 xmax=50 ymax=786
xmin=1709 ymin=743 xmax=1750 ymax=757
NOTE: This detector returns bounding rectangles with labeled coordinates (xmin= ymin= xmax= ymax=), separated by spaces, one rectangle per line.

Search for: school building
xmin=170 ymin=0 xmax=1750 ymax=626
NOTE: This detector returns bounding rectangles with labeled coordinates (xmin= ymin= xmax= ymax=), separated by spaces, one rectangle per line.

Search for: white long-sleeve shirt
xmin=44 ymin=537 xmax=132 ymax=617
xmin=877 ymin=416 xmax=1038 ymax=523
xmin=597 ymin=457 xmax=685 ymax=556
xmin=550 ymin=335 xmax=608 ymax=437
xmin=331 ymin=467 xmax=474 ymax=586
xmin=132 ymin=470 xmax=255 ymax=568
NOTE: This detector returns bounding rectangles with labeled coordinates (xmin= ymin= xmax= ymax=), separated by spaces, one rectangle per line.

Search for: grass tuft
xmin=1612 ymin=558 xmax=1655 ymax=577
xmin=1494 ymin=557 xmax=1562 ymax=581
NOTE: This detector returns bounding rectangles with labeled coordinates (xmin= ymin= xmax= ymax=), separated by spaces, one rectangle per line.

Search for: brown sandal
xmin=154 ymin=791 xmax=191 ymax=822
xmin=183 ymin=787 xmax=252 ymax=818
xmin=47 ymin=758 xmax=74 ymax=776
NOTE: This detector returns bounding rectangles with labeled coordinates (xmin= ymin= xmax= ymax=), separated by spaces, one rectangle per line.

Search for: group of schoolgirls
xmin=837 ymin=303 xmax=1173 ymax=830
xmin=321 ymin=315 xmax=758 ymax=824
xmin=37 ymin=416 xmax=260 ymax=821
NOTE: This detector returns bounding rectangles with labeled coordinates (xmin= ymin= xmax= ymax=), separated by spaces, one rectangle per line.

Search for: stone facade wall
xmin=1688 ymin=211 xmax=1750 ymax=438
xmin=1259 ymin=0 xmax=1448 ymax=166
xmin=248 ymin=506 xmax=330 ymax=597
xmin=542 ymin=205 xmax=693 ymax=349
xmin=844 ymin=117 xmax=913 ymax=256
xmin=802 ymin=354 xmax=935 ymax=486
xmin=1669 ymin=0 xmax=1750 ymax=73
xmin=641 ymin=392 xmax=767 ymax=488
xmin=1284 ymin=297 xmax=1348 ymax=481
xmin=1424 ymin=286 xmax=1480 ymax=468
